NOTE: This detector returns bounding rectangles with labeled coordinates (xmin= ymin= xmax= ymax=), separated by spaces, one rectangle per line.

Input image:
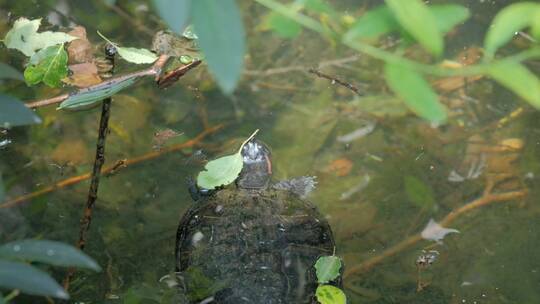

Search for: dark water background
xmin=1 ymin=0 xmax=539 ymax=303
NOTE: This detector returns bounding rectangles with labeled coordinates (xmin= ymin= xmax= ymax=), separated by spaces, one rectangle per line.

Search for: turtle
xmin=175 ymin=139 xmax=338 ymax=303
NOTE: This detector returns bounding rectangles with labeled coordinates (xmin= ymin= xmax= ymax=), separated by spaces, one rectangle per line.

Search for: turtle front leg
xmin=186 ymin=177 xmax=213 ymax=202
xmin=272 ymin=176 xmax=317 ymax=198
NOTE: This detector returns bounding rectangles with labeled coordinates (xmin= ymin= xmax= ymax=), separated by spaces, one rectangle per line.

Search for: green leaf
xmin=430 ymin=4 xmax=471 ymax=34
xmin=484 ymin=2 xmax=540 ymax=59
xmin=0 ymin=63 xmax=24 ymax=81
xmin=385 ymin=0 xmax=443 ymax=56
xmin=24 ymin=44 xmax=68 ymax=87
xmin=404 ymin=175 xmax=435 ymax=209
xmin=152 ymin=0 xmax=191 ymax=34
xmin=97 ymin=32 xmax=157 ymax=64
xmin=0 ymin=93 xmax=42 ymax=127
xmin=314 ymin=256 xmax=342 ymax=284
xmin=0 ymin=292 xmax=4 ymax=304
xmin=0 ymin=260 xmax=69 ymax=299
xmin=384 ymin=63 xmax=447 ymax=124
xmin=532 ymin=8 xmax=540 ymax=39
xmin=197 ymin=130 xmax=258 ymax=189
xmin=345 ymin=4 xmax=468 ymax=42
xmin=315 ymin=285 xmax=346 ymax=304
xmin=304 ymin=0 xmax=337 ymax=15
xmin=487 ymin=61 xmax=540 ymax=108
xmin=58 ymin=76 xmax=139 ymax=111
xmin=0 ymin=240 xmax=101 ymax=271
xmin=267 ymin=12 xmax=303 ymax=38
xmin=3 ymin=17 xmax=76 ymax=57
xmin=191 ymin=0 xmax=245 ymax=93
xmin=116 ymin=47 xmax=158 ymax=64
xmin=344 ymin=5 xmax=397 ymax=41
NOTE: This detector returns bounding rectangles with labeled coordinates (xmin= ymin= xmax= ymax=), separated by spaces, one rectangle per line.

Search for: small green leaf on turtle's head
xmin=196 ymin=130 xmax=259 ymax=189
xmin=315 ymin=285 xmax=347 ymax=304
xmin=315 ymin=255 xmax=342 ymax=284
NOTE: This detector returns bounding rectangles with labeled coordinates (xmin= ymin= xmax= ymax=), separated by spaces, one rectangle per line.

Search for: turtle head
xmin=237 ymin=139 xmax=272 ymax=190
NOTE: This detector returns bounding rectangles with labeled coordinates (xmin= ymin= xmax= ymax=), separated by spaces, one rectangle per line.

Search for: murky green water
xmin=1 ymin=0 xmax=540 ymax=303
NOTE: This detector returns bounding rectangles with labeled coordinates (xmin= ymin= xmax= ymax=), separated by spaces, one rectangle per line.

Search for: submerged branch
xmin=0 ymin=124 xmax=224 ymax=209
xmin=343 ymin=188 xmax=527 ymax=282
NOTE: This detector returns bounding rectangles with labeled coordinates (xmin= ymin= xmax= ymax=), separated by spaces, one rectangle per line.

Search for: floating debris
xmin=337 ymin=122 xmax=376 ymax=143
xmin=415 ymin=249 xmax=440 ymax=269
xmin=421 ymin=219 xmax=459 ymax=242
xmin=448 ymin=153 xmax=486 ymax=182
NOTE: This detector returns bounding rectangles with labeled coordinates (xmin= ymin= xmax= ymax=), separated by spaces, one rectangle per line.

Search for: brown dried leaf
xmin=63 ymin=62 xmax=102 ymax=88
xmin=324 ymin=158 xmax=354 ymax=177
xmin=67 ymin=26 xmax=94 ymax=64
xmin=153 ymin=128 xmax=183 ymax=150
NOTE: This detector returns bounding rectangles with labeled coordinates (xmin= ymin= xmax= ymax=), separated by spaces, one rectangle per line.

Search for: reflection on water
xmin=1 ymin=0 xmax=540 ymax=303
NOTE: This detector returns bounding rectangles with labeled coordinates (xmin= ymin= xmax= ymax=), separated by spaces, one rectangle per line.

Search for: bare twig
xmin=63 ymin=47 xmax=116 ymax=290
xmin=0 ymin=124 xmax=224 ymax=209
xmin=308 ymin=68 xmax=361 ymax=95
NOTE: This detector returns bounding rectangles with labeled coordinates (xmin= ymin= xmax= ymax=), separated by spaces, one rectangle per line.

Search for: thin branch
xmin=63 ymin=48 xmax=116 ymax=290
xmin=308 ymin=68 xmax=362 ymax=95
xmin=0 ymin=124 xmax=224 ymax=209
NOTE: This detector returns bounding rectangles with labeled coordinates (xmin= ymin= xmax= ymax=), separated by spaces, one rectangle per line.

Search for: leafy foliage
xmin=484 ymin=2 xmax=540 ymax=59
xmin=384 ymin=63 xmax=447 ymax=124
xmin=0 ymin=94 xmax=41 ymax=127
xmin=487 ymin=61 xmax=540 ymax=108
xmin=24 ymin=44 xmax=69 ymax=87
xmin=197 ymin=130 xmax=258 ymax=189
xmin=265 ymin=12 xmax=303 ymax=38
xmin=3 ymin=17 xmax=75 ymax=57
xmin=345 ymin=4 xmax=470 ymax=42
xmin=384 ymin=0 xmax=443 ymax=57
xmin=152 ymin=0 xmax=191 ymax=34
xmin=314 ymin=256 xmax=342 ymax=284
xmin=191 ymin=0 xmax=245 ymax=93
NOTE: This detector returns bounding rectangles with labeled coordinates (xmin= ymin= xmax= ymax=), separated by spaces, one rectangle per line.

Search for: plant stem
xmin=63 ymin=47 xmax=116 ymax=291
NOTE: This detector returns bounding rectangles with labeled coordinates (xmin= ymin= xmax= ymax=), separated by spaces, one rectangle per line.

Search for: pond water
xmin=1 ymin=0 xmax=539 ymax=303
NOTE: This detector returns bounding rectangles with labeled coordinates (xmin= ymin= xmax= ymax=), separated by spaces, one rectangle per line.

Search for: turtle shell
xmin=175 ymin=187 xmax=335 ymax=303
